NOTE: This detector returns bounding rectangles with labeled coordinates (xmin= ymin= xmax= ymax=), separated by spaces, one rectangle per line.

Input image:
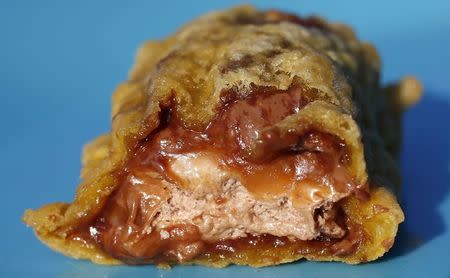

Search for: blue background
xmin=1 ymin=1 xmax=449 ymax=277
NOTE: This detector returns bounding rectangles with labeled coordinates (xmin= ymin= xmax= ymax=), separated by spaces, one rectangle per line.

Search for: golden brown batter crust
xmin=23 ymin=5 xmax=422 ymax=267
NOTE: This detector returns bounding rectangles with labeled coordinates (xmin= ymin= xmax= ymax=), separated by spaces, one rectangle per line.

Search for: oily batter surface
xmin=23 ymin=5 xmax=417 ymax=267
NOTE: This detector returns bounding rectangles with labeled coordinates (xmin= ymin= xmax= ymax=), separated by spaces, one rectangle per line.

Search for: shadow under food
xmin=381 ymin=91 xmax=450 ymax=260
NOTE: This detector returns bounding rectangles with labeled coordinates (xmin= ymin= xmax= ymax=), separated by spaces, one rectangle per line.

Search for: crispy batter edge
xmin=22 ymin=5 xmax=418 ymax=266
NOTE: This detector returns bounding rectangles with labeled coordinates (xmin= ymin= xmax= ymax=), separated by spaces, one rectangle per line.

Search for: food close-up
xmin=22 ymin=6 xmax=424 ymax=268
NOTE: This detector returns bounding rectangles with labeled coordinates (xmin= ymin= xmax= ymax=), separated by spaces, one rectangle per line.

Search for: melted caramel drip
xmin=76 ymin=81 xmax=364 ymax=264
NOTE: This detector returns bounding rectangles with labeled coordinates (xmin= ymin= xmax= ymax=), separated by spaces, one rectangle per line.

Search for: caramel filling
xmin=78 ymin=83 xmax=364 ymax=264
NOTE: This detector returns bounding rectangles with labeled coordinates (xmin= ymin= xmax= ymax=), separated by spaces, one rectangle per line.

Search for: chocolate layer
xmin=82 ymin=84 xmax=360 ymax=263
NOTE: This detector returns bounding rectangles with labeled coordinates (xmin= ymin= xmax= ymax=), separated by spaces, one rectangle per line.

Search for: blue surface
xmin=1 ymin=1 xmax=449 ymax=277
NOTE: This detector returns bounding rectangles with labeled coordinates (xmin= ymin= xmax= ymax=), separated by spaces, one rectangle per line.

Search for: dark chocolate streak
xmin=66 ymin=80 xmax=369 ymax=264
